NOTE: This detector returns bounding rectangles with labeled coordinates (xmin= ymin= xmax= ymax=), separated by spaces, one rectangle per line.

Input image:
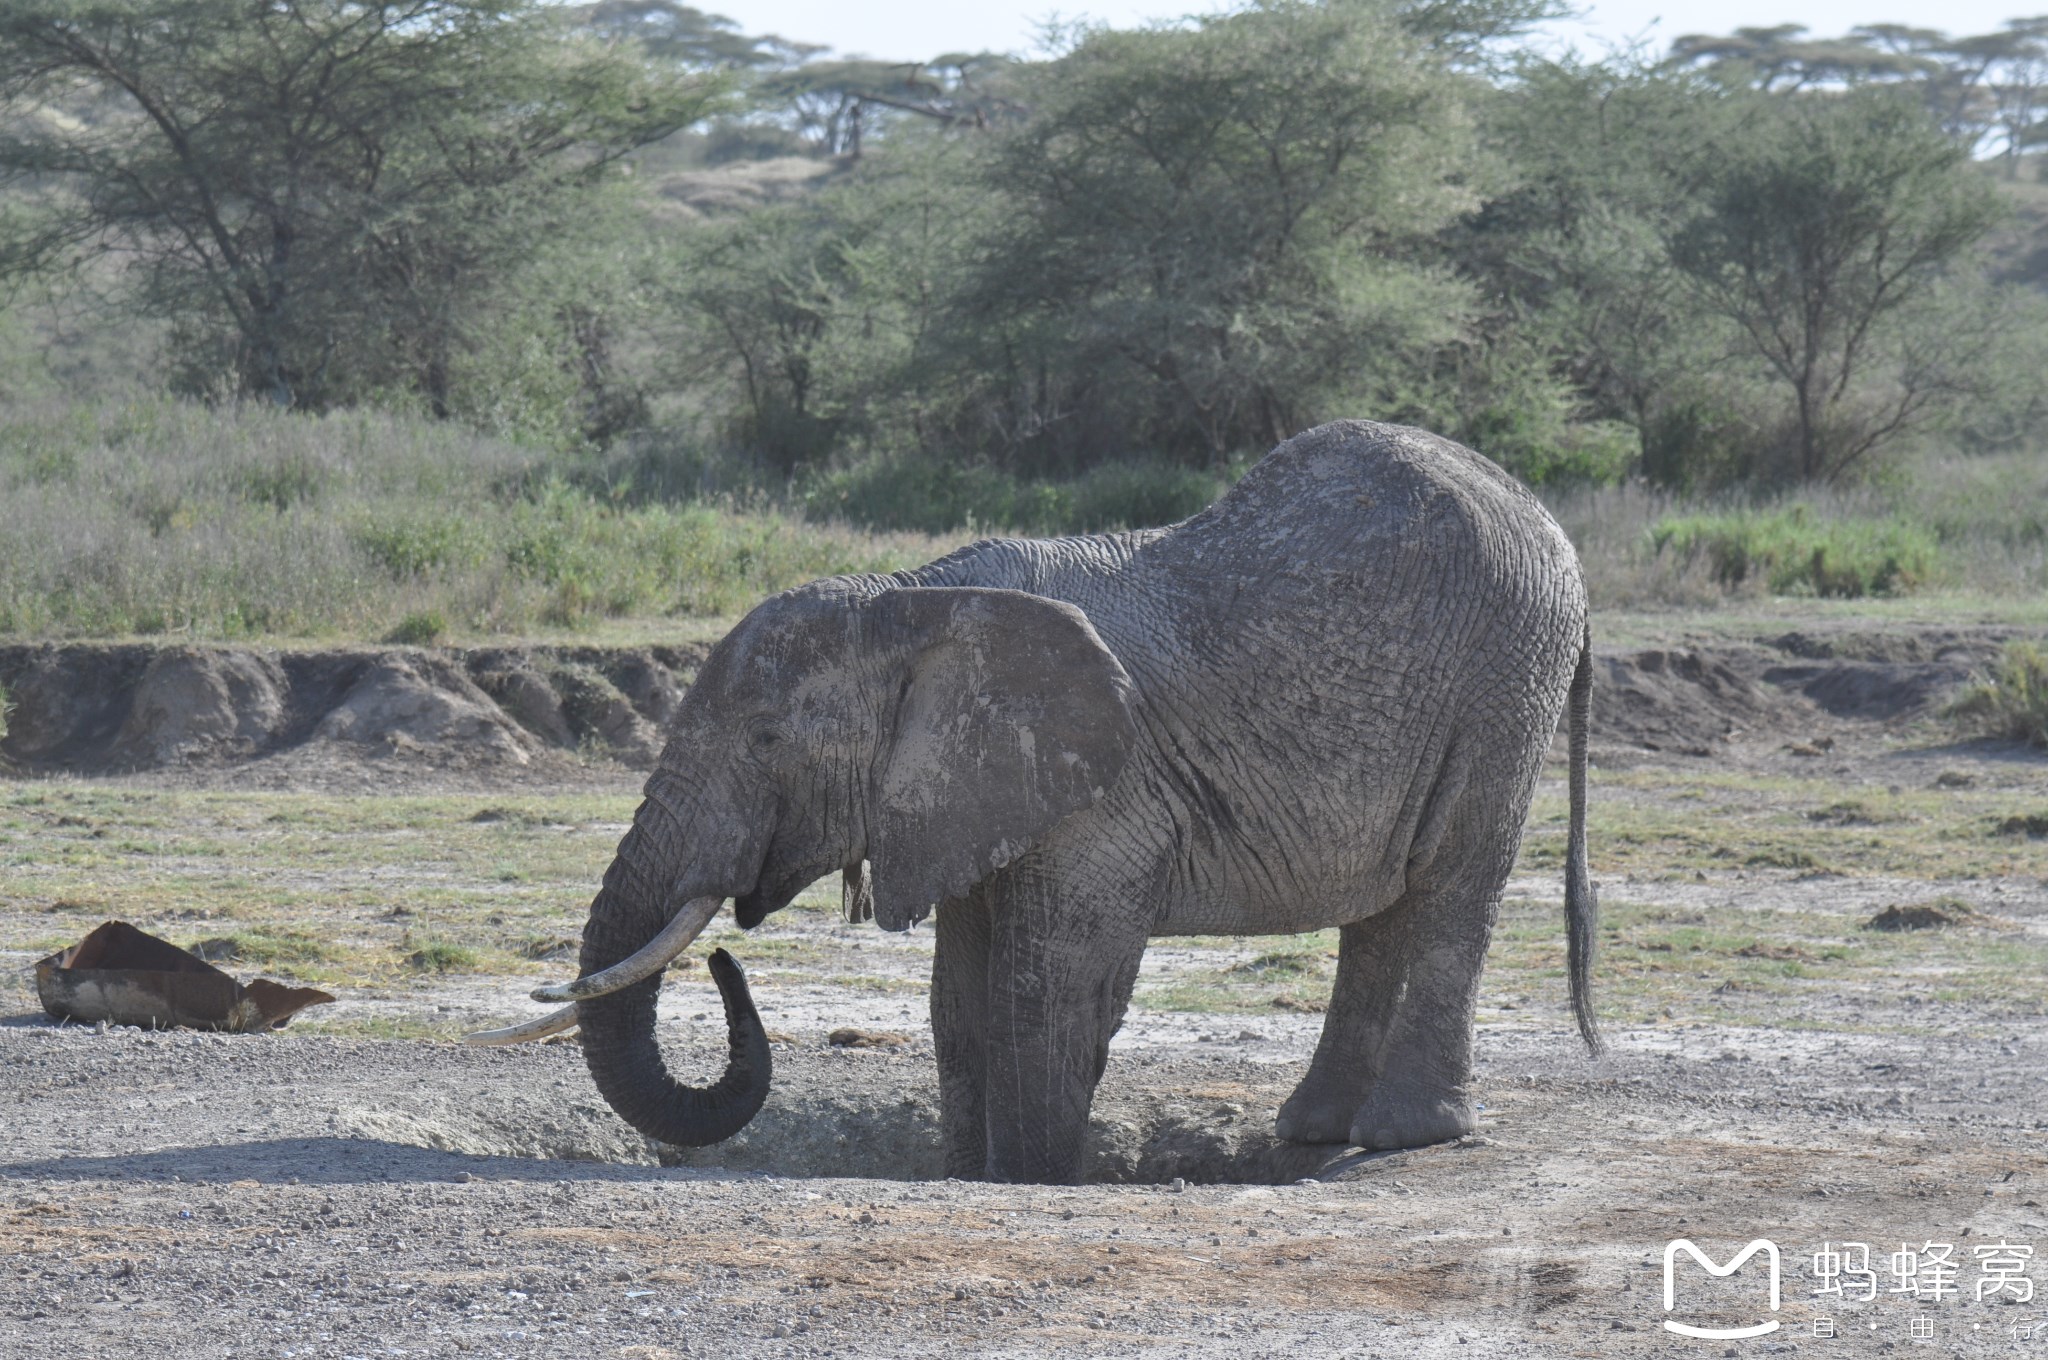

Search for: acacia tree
xmin=1981 ymin=19 xmax=2048 ymax=175
xmin=668 ymin=131 xmax=988 ymax=479
xmin=1666 ymin=18 xmax=2048 ymax=160
xmin=0 ymin=0 xmax=726 ymax=410
xmin=948 ymin=0 xmax=1482 ymax=470
xmin=1669 ymin=88 xmax=2003 ymax=481
xmin=572 ymin=0 xmax=816 ymax=70
xmin=1666 ymin=24 xmax=1932 ymax=92
xmin=1459 ymin=60 xmax=1744 ymax=480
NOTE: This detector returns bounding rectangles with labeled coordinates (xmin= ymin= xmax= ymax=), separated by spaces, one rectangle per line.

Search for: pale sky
xmin=718 ymin=0 xmax=2040 ymax=62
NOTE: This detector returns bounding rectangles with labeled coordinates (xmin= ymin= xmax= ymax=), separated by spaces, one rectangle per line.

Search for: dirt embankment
xmin=0 ymin=642 xmax=709 ymax=781
xmin=0 ymin=624 xmax=2022 ymax=780
xmin=1583 ymin=626 xmax=2021 ymax=758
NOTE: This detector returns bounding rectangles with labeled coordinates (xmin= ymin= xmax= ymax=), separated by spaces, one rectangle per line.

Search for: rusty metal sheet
xmin=35 ymin=920 xmax=334 ymax=1032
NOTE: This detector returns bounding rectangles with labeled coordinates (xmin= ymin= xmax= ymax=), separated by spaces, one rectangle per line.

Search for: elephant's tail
xmin=1564 ymin=620 xmax=1604 ymax=1055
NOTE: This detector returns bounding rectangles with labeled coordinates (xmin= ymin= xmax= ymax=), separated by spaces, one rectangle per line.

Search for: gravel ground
xmin=3 ymin=985 xmax=2044 ymax=1358
xmin=4 ymin=624 xmax=2047 ymax=1358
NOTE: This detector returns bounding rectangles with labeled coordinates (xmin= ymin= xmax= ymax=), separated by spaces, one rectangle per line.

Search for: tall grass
xmin=800 ymin=455 xmax=1237 ymax=535
xmin=1947 ymin=640 xmax=2048 ymax=747
xmin=1544 ymin=447 xmax=2048 ymax=607
xmin=1648 ymin=506 xmax=1938 ymax=598
xmin=5 ymin=398 xmax=2044 ymax=639
xmin=0 ymin=399 xmax=959 ymax=639
xmin=1906 ymin=448 xmax=2048 ymax=590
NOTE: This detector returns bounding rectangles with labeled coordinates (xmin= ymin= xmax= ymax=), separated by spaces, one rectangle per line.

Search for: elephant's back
xmin=1100 ymin=421 xmax=1587 ymax=928
xmin=1186 ymin=422 xmax=1567 ymax=570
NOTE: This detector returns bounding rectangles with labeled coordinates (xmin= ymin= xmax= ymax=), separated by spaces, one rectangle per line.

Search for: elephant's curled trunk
xmin=577 ymin=885 xmax=772 ymax=1148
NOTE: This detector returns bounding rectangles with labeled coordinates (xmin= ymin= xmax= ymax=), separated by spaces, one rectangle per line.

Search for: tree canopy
xmin=0 ymin=0 xmax=726 ymax=409
xmin=2 ymin=0 xmax=2044 ymax=501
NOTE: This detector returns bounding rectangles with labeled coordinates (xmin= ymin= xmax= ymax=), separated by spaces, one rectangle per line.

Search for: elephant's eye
xmin=746 ymin=719 xmax=788 ymax=754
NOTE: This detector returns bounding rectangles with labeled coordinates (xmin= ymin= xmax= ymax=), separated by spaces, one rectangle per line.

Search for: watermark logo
xmin=1663 ymin=1238 xmax=1783 ymax=1339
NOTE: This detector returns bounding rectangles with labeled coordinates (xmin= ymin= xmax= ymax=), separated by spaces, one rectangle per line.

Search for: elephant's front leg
xmin=931 ymin=887 xmax=994 ymax=1178
xmin=981 ymin=868 xmax=1148 ymax=1184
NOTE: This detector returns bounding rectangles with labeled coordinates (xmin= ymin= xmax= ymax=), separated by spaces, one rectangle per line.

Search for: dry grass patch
xmin=1521 ymin=768 xmax=2048 ymax=881
xmin=0 ymin=398 xmax=964 ymax=640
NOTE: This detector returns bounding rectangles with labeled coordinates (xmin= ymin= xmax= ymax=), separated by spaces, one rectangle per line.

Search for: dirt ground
xmin=3 ymin=620 xmax=2046 ymax=1358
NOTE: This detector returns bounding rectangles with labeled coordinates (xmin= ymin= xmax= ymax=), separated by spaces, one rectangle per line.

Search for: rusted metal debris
xmin=34 ymin=920 xmax=334 ymax=1032
xmin=827 ymin=1027 xmax=910 ymax=1049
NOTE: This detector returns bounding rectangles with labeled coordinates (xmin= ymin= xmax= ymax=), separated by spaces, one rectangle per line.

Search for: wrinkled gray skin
xmin=574 ymin=421 xmax=1601 ymax=1184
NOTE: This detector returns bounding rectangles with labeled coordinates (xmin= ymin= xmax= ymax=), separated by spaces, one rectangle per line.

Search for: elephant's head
xmin=529 ymin=581 xmax=1137 ymax=1148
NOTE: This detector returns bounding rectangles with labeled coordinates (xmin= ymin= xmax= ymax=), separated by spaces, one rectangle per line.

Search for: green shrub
xmin=1467 ymin=408 xmax=1636 ymax=488
xmin=353 ymin=513 xmax=485 ymax=578
xmin=803 ymin=455 xmax=1232 ymax=534
xmin=385 ymin=611 xmax=448 ymax=646
xmin=1947 ymin=640 xmax=2048 ymax=748
xmin=405 ymin=940 xmax=481 ymax=972
xmin=1639 ymin=400 xmax=1765 ymax=492
xmin=1062 ymin=460 xmax=1234 ymax=531
xmin=803 ymin=458 xmax=1036 ymax=534
xmin=230 ymin=451 xmax=329 ymax=510
xmin=1648 ymin=505 xmax=1938 ymax=597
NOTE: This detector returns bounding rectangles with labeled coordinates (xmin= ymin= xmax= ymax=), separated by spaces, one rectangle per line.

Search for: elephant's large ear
xmin=864 ymin=588 xmax=1136 ymax=931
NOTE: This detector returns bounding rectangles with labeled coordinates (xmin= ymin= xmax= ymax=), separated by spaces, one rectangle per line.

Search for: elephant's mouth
xmin=734 ymin=870 xmax=814 ymax=929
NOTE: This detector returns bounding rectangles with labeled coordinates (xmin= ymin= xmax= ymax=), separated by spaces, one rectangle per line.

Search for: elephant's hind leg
xmin=1275 ymin=907 xmax=1412 ymax=1144
xmin=1344 ymin=846 xmax=1516 ymax=1152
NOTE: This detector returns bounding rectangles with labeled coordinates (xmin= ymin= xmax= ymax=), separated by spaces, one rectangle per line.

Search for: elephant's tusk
xmin=463 ymin=1003 xmax=580 ymax=1046
xmin=529 ymin=895 xmax=723 ymax=1004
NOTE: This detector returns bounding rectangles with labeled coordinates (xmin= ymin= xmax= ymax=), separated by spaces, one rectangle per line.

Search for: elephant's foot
xmin=1347 ymin=1080 xmax=1474 ymax=1151
xmin=941 ymin=1127 xmax=987 ymax=1180
xmin=1275 ymin=1079 xmax=1368 ymax=1144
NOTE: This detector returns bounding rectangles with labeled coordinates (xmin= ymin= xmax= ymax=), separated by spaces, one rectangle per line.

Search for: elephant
xmin=472 ymin=419 xmax=1602 ymax=1184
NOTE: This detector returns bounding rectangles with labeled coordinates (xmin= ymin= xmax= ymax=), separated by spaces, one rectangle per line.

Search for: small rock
xmin=1865 ymin=899 xmax=1981 ymax=932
